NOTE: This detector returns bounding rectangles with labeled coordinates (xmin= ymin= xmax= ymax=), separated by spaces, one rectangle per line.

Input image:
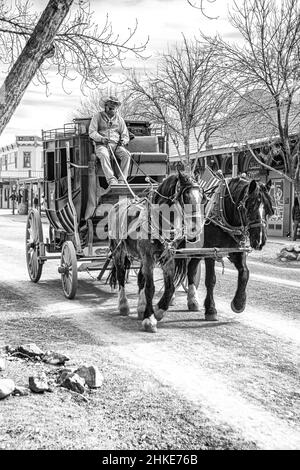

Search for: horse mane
xmin=153 ymin=172 xmax=195 ymax=204
xmin=153 ymin=174 xmax=178 ymax=204
xmin=227 ymin=177 xmax=249 ymax=203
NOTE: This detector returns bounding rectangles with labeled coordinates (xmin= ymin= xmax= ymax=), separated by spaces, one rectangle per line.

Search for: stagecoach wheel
xmin=181 ymin=260 xmax=201 ymax=293
xmin=25 ymin=209 xmax=44 ymax=283
xmin=60 ymin=241 xmax=78 ymax=299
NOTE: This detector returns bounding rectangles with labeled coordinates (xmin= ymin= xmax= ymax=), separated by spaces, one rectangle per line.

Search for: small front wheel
xmin=60 ymin=241 xmax=78 ymax=299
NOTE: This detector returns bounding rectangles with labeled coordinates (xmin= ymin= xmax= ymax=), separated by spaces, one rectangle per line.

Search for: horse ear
xmin=265 ymin=180 xmax=272 ymax=192
xmin=248 ymin=179 xmax=258 ymax=194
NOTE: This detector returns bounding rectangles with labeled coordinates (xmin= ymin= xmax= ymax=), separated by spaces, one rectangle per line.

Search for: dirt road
xmin=0 ymin=212 xmax=299 ymax=450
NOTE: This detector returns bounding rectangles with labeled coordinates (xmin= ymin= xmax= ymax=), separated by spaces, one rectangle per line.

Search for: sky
xmin=0 ymin=0 xmax=237 ymax=147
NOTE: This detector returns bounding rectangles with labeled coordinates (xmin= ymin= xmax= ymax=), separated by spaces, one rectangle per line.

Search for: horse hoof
xmin=119 ymin=302 xmax=130 ymax=316
xmin=205 ymin=313 xmax=218 ymax=321
xmin=120 ymin=308 xmax=130 ymax=316
xmin=142 ymin=316 xmax=157 ymax=333
xmin=137 ymin=306 xmax=145 ymax=320
xmin=154 ymin=305 xmax=166 ymax=321
xmin=187 ymin=300 xmax=200 ymax=311
xmin=231 ymin=301 xmax=245 ymax=314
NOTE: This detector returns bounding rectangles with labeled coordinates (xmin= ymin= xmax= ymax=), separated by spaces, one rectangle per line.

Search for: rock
xmin=42 ymin=350 xmax=69 ymax=366
xmin=57 ymin=368 xmax=73 ymax=384
xmin=75 ymin=365 xmax=104 ymax=389
xmin=294 ymin=246 xmax=300 ymax=253
xmin=0 ymin=378 xmax=15 ymax=399
xmin=12 ymin=386 xmax=31 ymax=397
xmin=279 ymin=249 xmax=288 ymax=257
xmin=29 ymin=372 xmax=50 ymax=393
xmin=18 ymin=343 xmax=44 ymax=359
xmin=280 ymin=257 xmax=288 ymax=262
xmin=297 ymin=254 xmax=300 ymax=261
xmin=5 ymin=345 xmax=17 ymax=355
xmin=285 ymin=245 xmax=295 ymax=252
xmin=0 ymin=357 xmax=7 ymax=371
xmin=60 ymin=373 xmax=86 ymax=394
xmin=285 ymin=252 xmax=298 ymax=260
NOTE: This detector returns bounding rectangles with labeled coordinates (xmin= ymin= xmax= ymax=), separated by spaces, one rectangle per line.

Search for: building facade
xmin=0 ymin=135 xmax=44 ymax=212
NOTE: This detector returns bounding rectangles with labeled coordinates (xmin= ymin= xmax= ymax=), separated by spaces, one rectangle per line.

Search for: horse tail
xmin=108 ymin=238 xmax=132 ymax=289
xmin=108 ymin=263 xmax=117 ymax=289
xmin=174 ymin=258 xmax=188 ymax=288
xmin=108 ymin=238 xmax=118 ymax=289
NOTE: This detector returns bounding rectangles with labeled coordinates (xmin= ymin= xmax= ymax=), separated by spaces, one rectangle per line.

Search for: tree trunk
xmin=0 ymin=0 xmax=74 ymax=135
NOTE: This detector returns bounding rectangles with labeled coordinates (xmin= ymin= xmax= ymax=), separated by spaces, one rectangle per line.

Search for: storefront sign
xmin=268 ymin=179 xmax=284 ymax=236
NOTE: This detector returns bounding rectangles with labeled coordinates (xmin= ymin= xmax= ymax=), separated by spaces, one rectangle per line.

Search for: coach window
xmin=60 ymin=148 xmax=67 ymax=178
xmin=224 ymin=156 xmax=232 ymax=177
xmin=23 ymin=151 xmax=31 ymax=168
xmin=45 ymin=151 xmax=55 ymax=180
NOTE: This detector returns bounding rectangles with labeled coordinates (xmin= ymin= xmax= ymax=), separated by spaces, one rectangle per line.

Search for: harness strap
xmin=206 ymin=180 xmax=248 ymax=244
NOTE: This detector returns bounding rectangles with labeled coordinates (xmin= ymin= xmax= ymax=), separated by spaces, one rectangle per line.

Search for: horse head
xmin=176 ymin=170 xmax=204 ymax=241
xmin=243 ymin=179 xmax=274 ymax=250
xmin=153 ymin=170 xmax=204 ymax=242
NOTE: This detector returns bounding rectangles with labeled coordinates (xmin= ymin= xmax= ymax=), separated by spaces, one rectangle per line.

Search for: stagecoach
xmin=25 ymin=118 xmax=171 ymax=298
xmin=25 ymin=116 xmax=267 ymax=328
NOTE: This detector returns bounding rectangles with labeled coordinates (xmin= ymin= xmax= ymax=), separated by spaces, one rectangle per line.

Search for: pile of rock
xmin=0 ymin=343 xmax=104 ymax=401
xmin=277 ymin=244 xmax=300 ymax=263
xmin=5 ymin=343 xmax=69 ymax=365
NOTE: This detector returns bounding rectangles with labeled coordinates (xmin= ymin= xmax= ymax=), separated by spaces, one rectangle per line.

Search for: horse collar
xmin=207 ymin=180 xmax=249 ymax=244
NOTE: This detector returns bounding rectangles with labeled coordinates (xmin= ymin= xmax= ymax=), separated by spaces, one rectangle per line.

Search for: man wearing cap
xmin=89 ymin=95 xmax=131 ymax=185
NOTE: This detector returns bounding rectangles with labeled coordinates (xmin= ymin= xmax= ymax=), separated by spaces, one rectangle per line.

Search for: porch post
xmin=232 ymin=152 xmax=238 ymax=177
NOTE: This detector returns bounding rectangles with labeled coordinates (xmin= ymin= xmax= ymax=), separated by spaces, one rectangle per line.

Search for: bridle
xmin=236 ymin=186 xmax=267 ymax=231
xmin=149 ymin=178 xmax=203 ymax=253
xmin=207 ymin=179 xmax=267 ymax=245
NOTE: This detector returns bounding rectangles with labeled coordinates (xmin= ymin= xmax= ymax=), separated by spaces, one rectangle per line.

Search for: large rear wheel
xmin=25 ymin=209 xmax=44 ymax=283
xmin=60 ymin=241 xmax=78 ymax=299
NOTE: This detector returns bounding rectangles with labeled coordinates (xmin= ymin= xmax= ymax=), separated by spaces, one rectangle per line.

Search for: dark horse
xmin=182 ymin=176 xmax=274 ymax=321
xmin=109 ymin=171 xmax=203 ymax=332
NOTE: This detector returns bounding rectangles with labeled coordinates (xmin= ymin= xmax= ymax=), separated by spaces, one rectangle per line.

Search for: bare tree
xmin=0 ymin=0 xmax=147 ymax=135
xmin=128 ymin=36 xmax=232 ymax=173
xmin=73 ymin=85 xmax=142 ymax=120
xmin=203 ymin=0 xmax=300 ymax=186
xmin=186 ymin=0 xmax=218 ymax=19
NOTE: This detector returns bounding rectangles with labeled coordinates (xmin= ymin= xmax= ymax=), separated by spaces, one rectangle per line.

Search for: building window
xmin=23 ymin=151 xmax=31 ymax=168
xmin=15 ymin=152 xmax=18 ymax=168
xmin=4 ymin=155 xmax=8 ymax=170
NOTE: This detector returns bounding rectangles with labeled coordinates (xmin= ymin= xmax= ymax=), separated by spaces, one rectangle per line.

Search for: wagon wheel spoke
xmin=25 ymin=209 xmax=44 ymax=283
xmin=60 ymin=241 xmax=78 ymax=299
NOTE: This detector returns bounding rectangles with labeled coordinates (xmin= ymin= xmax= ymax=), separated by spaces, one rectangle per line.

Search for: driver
xmin=89 ymin=95 xmax=131 ymax=185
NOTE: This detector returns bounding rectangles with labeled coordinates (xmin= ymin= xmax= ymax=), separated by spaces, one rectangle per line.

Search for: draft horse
xmin=182 ymin=177 xmax=274 ymax=321
xmin=109 ymin=171 xmax=203 ymax=332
